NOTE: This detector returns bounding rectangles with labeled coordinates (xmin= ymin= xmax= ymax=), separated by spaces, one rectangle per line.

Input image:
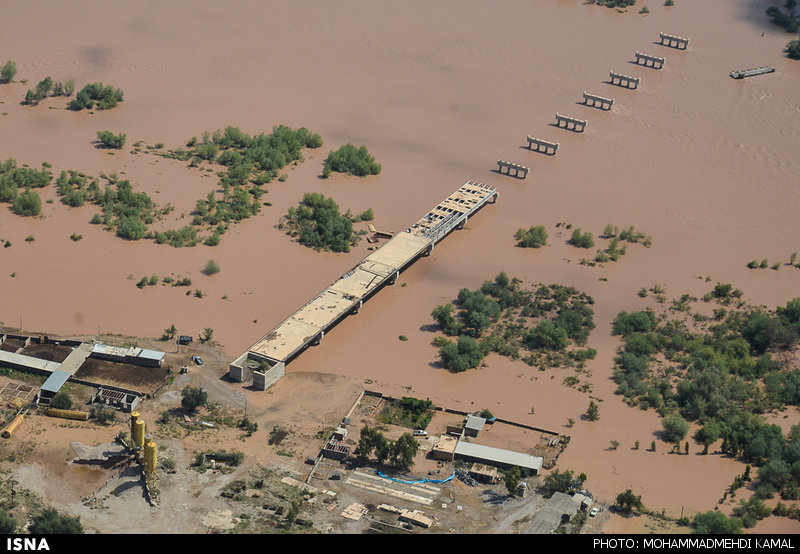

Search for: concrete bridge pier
xmin=659 ymin=32 xmax=690 ymax=50
xmin=609 ymin=71 xmax=640 ymax=89
xmin=634 ymin=51 xmax=665 ymax=69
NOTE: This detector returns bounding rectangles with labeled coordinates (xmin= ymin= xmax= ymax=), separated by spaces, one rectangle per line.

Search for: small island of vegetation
xmin=322 ymin=143 xmax=381 ymax=178
xmin=281 ymin=192 xmax=371 ymax=253
xmin=430 ymin=273 xmax=596 ymax=382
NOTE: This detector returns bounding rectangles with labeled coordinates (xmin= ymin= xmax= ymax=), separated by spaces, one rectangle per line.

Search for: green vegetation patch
xmin=431 ymin=273 xmax=596 ymax=374
xmin=0 ymin=158 xmax=52 ymax=217
xmin=322 ymin=143 xmax=381 ymax=177
xmin=515 ymin=225 xmax=548 ymax=248
xmin=612 ymin=285 xmax=800 ymax=517
xmin=68 ymin=82 xmax=124 ymax=111
xmin=281 ymin=192 xmax=364 ymax=253
xmin=354 ymin=426 xmax=419 ymax=470
xmin=377 ymin=396 xmax=434 ymax=430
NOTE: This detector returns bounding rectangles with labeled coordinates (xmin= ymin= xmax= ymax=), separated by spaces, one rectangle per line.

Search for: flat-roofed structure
xmin=90 ymin=344 xmax=165 ymax=368
xmin=453 ymin=441 xmax=543 ymax=474
xmin=0 ymin=350 xmax=62 ymax=374
xmin=432 ymin=435 xmax=458 ymax=461
xmin=230 ymin=182 xmax=499 ymax=388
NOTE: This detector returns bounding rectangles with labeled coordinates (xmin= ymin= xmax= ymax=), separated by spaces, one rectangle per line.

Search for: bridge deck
xmin=246 ymin=181 xmax=497 ymax=365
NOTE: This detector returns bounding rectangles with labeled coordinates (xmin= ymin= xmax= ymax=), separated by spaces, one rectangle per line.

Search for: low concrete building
xmin=90 ymin=343 xmax=165 ymax=368
xmin=432 ymin=435 xmax=458 ymax=461
xmin=322 ymin=440 xmax=350 ymax=461
xmin=91 ymin=387 xmax=140 ymax=412
xmin=469 ymin=463 xmax=500 ymax=484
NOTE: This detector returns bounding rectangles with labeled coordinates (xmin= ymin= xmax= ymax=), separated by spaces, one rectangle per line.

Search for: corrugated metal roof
xmin=454 ymin=441 xmax=543 ymax=471
xmin=41 ymin=370 xmax=71 ymax=393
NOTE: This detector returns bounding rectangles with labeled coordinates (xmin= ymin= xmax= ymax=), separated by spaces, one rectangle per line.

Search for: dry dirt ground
xmin=1 ymin=330 xmax=605 ymax=534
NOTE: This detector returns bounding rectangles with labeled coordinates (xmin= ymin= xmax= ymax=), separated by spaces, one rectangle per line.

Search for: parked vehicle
xmin=178 ymin=335 xmax=193 ymax=345
xmin=412 ymin=429 xmax=428 ymax=437
xmin=191 ymin=356 xmax=203 ymax=365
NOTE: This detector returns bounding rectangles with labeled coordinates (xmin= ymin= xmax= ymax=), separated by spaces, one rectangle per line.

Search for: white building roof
xmin=454 ymin=441 xmax=543 ymax=472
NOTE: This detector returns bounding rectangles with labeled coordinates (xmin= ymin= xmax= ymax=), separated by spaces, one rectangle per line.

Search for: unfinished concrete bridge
xmin=229 ymin=181 xmax=499 ymax=390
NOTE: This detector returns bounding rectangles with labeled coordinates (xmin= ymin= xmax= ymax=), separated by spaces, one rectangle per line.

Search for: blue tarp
xmin=374 ymin=469 xmax=455 ymax=485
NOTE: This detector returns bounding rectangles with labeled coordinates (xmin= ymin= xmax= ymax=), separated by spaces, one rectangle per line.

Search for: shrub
xmin=116 ymin=216 xmax=148 ymax=240
xmin=29 ymin=509 xmax=83 ymax=534
xmin=569 ymin=228 xmax=595 ymax=248
xmin=203 ymin=259 xmax=221 ymax=275
xmin=50 ymin=392 xmax=73 ymax=410
xmin=68 ymin=82 xmax=124 ymax=110
xmin=90 ymin=403 xmax=116 ymax=423
xmin=515 ymin=225 xmax=548 ymax=248
xmin=0 ymin=60 xmax=17 ymax=83
xmin=788 ymin=41 xmax=800 ymax=60
xmin=324 ymin=143 xmax=381 ymax=176
xmin=283 ymin=192 xmax=358 ymax=253
xmin=439 ymin=335 xmax=486 ymax=372
xmin=97 ymin=130 xmax=127 ymax=149
xmin=181 ymin=386 xmax=207 ymax=412
xmin=0 ymin=510 xmax=16 ymax=533
xmin=12 ymin=188 xmax=42 ymax=216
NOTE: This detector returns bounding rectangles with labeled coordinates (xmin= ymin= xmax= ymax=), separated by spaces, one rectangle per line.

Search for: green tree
xmin=0 ymin=60 xmax=17 ymax=83
xmin=201 ymin=327 xmax=214 ymax=342
xmin=544 ymin=469 xmax=578 ymax=495
xmin=161 ymin=324 xmax=177 ymax=341
xmin=438 ymin=335 xmax=486 ymax=372
xmin=586 ymin=400 xmax=600 ymax=421
xmin=504 ymin=466 xmax=522 ymax=496
xmin=181 ymin=386 xmax=208 ymax=412
xmin=615 ymin=489 xmax=645 ymax=514
xmin=662 ymin=413 xmax=690 ymax=443
xmin=390 ymin=432 xmax=419 ymax=470
xmin=29 ymin=508 xmax=83 ymax=534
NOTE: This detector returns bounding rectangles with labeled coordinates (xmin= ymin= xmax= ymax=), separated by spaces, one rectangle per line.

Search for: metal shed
xmin=39 ymin=370 xmax=71 ymax=401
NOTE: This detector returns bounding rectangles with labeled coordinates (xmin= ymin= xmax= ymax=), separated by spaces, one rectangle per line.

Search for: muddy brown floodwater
xmin=1 ymin=0 xmax=799 ymax=532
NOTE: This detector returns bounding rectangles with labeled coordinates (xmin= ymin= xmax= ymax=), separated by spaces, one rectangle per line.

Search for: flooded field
xmin=1 ymin=0 xmax=799 ymax=533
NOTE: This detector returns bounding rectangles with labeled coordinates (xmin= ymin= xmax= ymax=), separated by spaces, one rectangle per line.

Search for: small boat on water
xmin=730 ymin=66 xmax=775 ymax=79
